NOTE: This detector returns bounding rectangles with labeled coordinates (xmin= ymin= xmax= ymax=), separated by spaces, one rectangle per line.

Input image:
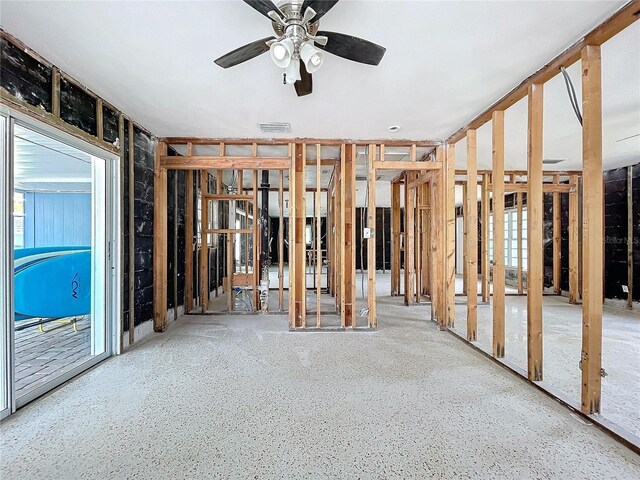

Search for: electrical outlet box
xmin=622 ymin=285 xmax=629 ymax=293
xmin=363 ymin=228 xmax=373 ymax=239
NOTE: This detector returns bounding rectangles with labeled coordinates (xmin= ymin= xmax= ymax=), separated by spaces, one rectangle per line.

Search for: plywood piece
xmin=492 ymin=111 xmax=505 ymax=358
xmin=527 ymin=83 xmax=544 ymax=381
xmin=580 ymin=45 xmax=603 ymax=414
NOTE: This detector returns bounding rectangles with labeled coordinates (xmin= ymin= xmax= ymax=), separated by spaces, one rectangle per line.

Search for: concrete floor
xmin=2 ymin=298 xmax=639 ymax=478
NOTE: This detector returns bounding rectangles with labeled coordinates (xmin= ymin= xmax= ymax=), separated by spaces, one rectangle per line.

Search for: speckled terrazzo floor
xmin=2 ymin=302 xmax=639 ymax=479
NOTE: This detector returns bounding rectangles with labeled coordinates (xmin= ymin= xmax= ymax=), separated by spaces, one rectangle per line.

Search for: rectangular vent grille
xmin=542 ymin=158 xmax=566 ymax=164
xmin=258 ymin=122 xmax=290 ymax=133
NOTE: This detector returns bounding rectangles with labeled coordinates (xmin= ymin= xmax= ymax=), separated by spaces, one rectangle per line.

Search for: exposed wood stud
xmin=404 ymin=172 xmax=416 ymax=306
xmin=517 ymin=191 xmax=524 ymax=294
xmin=627 ymin=166 xmax=633 ymax=310
xmin=316 ymin=144 xmax=322 ymax=327
xmin=368 ymin=144 xmax=377 ymax=328
xmin=466 ymin=130 xmax=478 ymax=341
xmin=117 ymin=113 xmax=125 ymax=349
xmin=294 ymin=144 xmax=306 ymax=327
xmin=160 ymin=156 xmax=290 ymax=170
xmin=184 ymin=146 xmax=194 ymax=313
xmin=200 ymin=168 xmax=209 ymax=313
xmin=553 ymin=174 xmax=562 ymax=294
xmin=527 ymin=83 xmax=544 ymax=381
xmin=96 ymin=98 xmax=103 ymax=141
xmin=253 ymin=169 xmax=259 ymax=310
xmin=581 ymin=44 xmax=603 ymax=414
xmin=481 ymin=173 xmax=490 ymax=303
xmin=445 ymin=144 xmax=456 ymax=328
xmin=492 ymin=110 xmax=506 ymax=358
xmin=391 ymin=179 xmax=401 ymax=296
xmin=462 ymin=183 xmax=468 ymax=295
xmin=569 ymin=174 xmax=580 ymax=303
xmin=279 ymin=169 xmax=284 ymax=312
xmin=51 ymin=67 xmax=61 ymax=118
xmin=374 ymin=160 xmax=442 ymax=171
xmin=216 ymin=168 xmax=223 ymax=298
xmin=153 ymin=141 xmax=168 ymax=333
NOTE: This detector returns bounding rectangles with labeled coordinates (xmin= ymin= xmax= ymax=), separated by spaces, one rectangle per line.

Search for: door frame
xmin=0 ymin=105 xmax=121 ymax=415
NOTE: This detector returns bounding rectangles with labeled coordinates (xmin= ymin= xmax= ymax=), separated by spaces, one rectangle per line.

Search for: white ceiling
xmin=0 ymin=0 xmax=630 ymax=142
xmin=2 ymin=1 xmax=638 ymax=211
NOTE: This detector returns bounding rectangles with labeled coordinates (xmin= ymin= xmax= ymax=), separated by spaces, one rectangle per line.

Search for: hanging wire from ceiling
xmin=560 ymin=66 xmax=583 ymax=126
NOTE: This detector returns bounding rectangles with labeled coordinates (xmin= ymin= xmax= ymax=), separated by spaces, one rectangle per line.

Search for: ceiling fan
xmin=214 ymin=0 xmax=386 ymax=97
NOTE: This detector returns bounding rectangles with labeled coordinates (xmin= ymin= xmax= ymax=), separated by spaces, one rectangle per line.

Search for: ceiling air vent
xmin=258 ymin=122 xmax=290 ymax=133
xmin=542 ymin=158 xmax=566 ymax=165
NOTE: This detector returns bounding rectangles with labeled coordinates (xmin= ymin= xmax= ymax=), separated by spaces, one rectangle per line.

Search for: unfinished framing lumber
xmin=527 ymin=83 xmax=544 ymax=382
xmin=404 ymin=172 xmax=416 ymax=306
xmin=279 ymin=169 xmax=284 ymax=311
xmin=344 ymin=145 xmax=356 ymax=327
xmin=164 ymin=137 xmax=440 ymax=147
xmin=492 ymin=111 xmax=506 ymax=358
xmin=445 ymin=144 xmax=456 ymax=327
xmin=415 ymin=180 xmax=423 ymax=303
xmin=289 ymin=144 xmax=296 ymax=327
xmin=481 ymin=173 xmax=490 ymax=303
xmin=185 ymin=167 xmax=194 ymax=313
xmin=446 ymin=1 xmax=639 ymax=144
xmin=215 ymin=169 xmax=223 ymax=298
xmin=367 ymin=144 xmax=377 ymax=328
xmin=374 ymin=160 xmax=442 ymax=171
xmin=553 ymin=175 xmax=562 ymax=294
xmin=569 ymin=174 xmax=579 ymax=303
xmin=517 ymin=191 xmax=524 ymax=294
xmin=581 ymin=45 xmax=603 ymax=414
xmin=96 ymin=98 xmax=103 ymax=141
xmin=118 ymin=114 xmax=125 ymax=349
xmin=128 ymin=121 xmax=135 ymax=343
xmin=316 ymin=144 xmax=322 ymax=327
xmin=433 ymin=147 xmax=446 ymax=328
xmin=465 ymin=130 xmax=478 ymax=341
xmin=200 ymin=169 xmax=209 ymax=313
xmin=462 ymin=183 xmax=468 ymax=295
xmin=338 ymin=145 xmax=345 ymax=323
xmin=160 ymin=156 xmax=290 ymax=171
xmin=627 ymin=166 xmax=633 ymax=310
xmin=253 ymin=168 xmax=259 ymax=309
xmin=391 ymin=180 xmax=401 ymax=296
xmin=153 ymin=141 xmax=168 ymax=332
xmin=203 ymin=193 xmax=252 ymax=201
xmin=293 ymin=144 xmax=306 ymax=327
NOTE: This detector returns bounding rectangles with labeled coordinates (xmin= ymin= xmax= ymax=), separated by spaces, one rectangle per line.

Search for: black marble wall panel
xmin=102 ymin=105 xmax=118 ymax=145
xmin=0 ymin=38 xmax=52 ymax=112
xmin=133 ymin=127 xmax=154 ymax=326
xmin=604 ymin=167 xmax=630 ymax=300
xmin=633 ymin=164 xmax=640 ymax=301
xmin=60 ymin=77 xmax=96 ymax=135
xmin=543 ymin=193 xmax=554 ymax=288
xmin=122 ymin=123 xmax=130 ymax=331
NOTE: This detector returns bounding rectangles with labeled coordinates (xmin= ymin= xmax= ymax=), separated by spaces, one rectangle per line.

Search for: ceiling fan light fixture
xmin=300 ymin=41 xmax=324 ymax=73
xmin=284 ymin=58 xmax=301 ymax=84
xmin=269 ymin=38 xmax=294 ymax=68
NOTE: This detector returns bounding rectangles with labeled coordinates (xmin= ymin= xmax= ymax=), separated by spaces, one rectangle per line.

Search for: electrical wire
xmin=560 ymin=66 xmax=583 ymax=126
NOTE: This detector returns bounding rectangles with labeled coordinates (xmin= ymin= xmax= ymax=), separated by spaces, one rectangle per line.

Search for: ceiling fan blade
xmin=243 ymin=0 xmax=282 ymax=19
xmin=214 ymin=36 xmax=275 ymax=69
xmin=294 ymin=63 xmax=313 ymax=97
xmin=316 ymin=31 xmax=386 ymax=66
xmin=302 ymin=0 xmax=339 ymax=22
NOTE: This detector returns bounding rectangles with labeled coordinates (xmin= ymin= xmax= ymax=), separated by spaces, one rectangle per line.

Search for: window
xmin=489 ymin=207 xmax=527 ymax=270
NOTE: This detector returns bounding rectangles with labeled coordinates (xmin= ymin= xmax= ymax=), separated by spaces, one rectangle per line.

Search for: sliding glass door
xmin=1 ymin=109 xmax=119 ymax=413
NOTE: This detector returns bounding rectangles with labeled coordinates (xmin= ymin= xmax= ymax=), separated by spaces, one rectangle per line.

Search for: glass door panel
xmin=12 ymin=123 xmax=109 ymax=401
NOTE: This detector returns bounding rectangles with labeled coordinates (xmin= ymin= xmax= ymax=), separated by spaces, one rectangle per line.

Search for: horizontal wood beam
xmin=407 ymin=171 xmax=434 ymax=189
xmin=206 ymin=228 xmax=253 ymax=234
xmin=162 ymin=137 xmax=441 ymax=147
xmin=489 ymin=183 xmax=576 ymax=193
xmin=203 ymin=194 xmax=253 ymax=201
xmin=447 ymin=2 xmax=639 ymax=144
xmin=374 ymin=161 xmax=442 ymax=171
xmin=160 ymin=156 xmax=290 ymax=170
xmin=455 ymin=169 xmax=583 ymax=176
